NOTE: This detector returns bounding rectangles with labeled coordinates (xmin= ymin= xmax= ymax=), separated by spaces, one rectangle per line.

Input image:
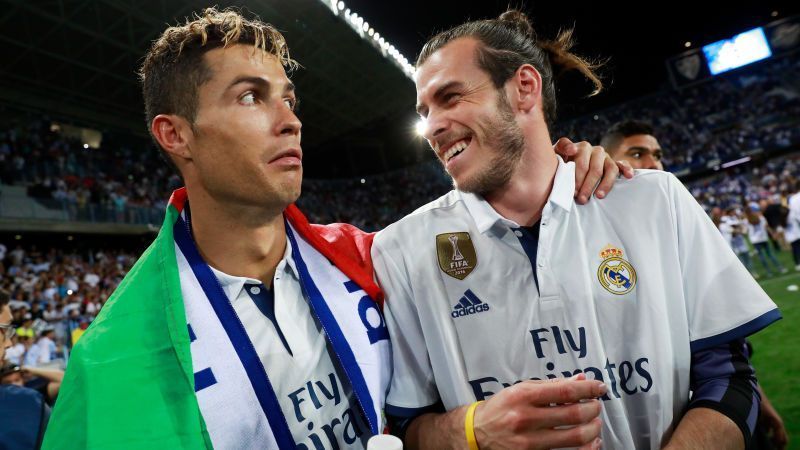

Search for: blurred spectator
xmin=1 ymin=290 xmax=51 ymax=449
xmin=718 ymin=206 xmax=757 ymax=277
xmin=762 ymin=195 xmax=789 ymax=250
xmin=3 ymin=334 xmax=25 ymax=366
xmin=747 ymin=204 xmax=787 ymax=277
xmin=1 ymin=363 xmax=64 ymax=406
xmin=787 ymin=181 xmax=800 ymax=270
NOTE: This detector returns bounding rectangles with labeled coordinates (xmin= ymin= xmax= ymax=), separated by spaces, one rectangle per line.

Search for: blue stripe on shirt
xmin=690 ymin=308 xmax=781 ymax=353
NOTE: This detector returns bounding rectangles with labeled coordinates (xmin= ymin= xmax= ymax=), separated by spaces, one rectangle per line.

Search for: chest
xmin=410 ymin=213 xmax=688 ymax=381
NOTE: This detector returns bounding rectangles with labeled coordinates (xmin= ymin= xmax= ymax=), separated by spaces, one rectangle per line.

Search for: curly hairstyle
xmin=139 ymin=7 xmax=296 ymax=150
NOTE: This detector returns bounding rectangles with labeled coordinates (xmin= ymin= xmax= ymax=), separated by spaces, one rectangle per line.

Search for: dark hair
xmin=139 ymin=7 xmax=296 ymax=169
xmin=417 ymin=9 xmax=603 ymax=126
xmin=600 ymin=120 xmax=655 ymax=153
xmin=0 ymin=363 xmax=20 ymax=378
xmin=0 ymin=290 xmax=8 ymax=309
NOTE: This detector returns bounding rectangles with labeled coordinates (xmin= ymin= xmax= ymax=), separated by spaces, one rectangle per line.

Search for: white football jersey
xmin=372 ymin=159 xmax=780 ymax=449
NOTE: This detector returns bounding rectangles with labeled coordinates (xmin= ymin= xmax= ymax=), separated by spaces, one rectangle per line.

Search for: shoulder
xmin=375 ymin=191 xmax=463 ymax=249
xmin=0 ymin=384 xmax=43 ymax=404
xmin=609 ymin=169 xmax=679 ymax=196
xmin=580 ymin=169 xmax=680 ymax=214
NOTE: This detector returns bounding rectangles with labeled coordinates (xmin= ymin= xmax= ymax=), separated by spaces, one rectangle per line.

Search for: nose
xmin=423 ymin=110 xmax=449 ymax=146
xmin=278 ymin=103 xmax=302 ymax=137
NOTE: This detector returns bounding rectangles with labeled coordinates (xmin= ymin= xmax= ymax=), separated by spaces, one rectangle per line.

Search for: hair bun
xmin=498 ymin=10 xmax=534 ymax=38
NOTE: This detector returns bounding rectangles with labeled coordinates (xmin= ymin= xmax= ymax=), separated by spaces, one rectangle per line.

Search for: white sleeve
xmin=371 ymin=233 xmax=441 ymax=418
xmin=790 ymin=199 xmax=800 ymax=228
xmin=668 ymin=175 xmax=781 ymax=352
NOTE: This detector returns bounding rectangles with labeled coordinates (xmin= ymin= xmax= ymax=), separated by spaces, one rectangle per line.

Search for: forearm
xmin=664 ymin=407 xmax=743 ymax=450
xmin=23 ymin=366 xmax=64 ymax=382
xmin=404 ymin=406 xmax=469 ymax=450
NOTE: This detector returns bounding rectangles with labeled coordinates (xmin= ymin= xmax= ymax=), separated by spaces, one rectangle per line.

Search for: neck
xmin=185 ymin=187 xmax=287 ymax=286
xmin=484 ymin=125 xmax=558 ymax=227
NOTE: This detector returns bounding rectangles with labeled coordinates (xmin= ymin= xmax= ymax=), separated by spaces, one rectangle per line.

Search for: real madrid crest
xmin=597 ymin=244 xmax=637 ymax=295
xmin=436 ymin=232 xmax=477 ymax=280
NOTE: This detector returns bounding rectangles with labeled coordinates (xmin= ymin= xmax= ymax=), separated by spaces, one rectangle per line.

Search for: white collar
xmin=459 ymin=156 xmax=576 ymax=234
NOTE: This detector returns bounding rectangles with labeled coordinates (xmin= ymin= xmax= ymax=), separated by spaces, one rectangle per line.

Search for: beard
xmin=453 ymin=91 xmax=525 ymax=195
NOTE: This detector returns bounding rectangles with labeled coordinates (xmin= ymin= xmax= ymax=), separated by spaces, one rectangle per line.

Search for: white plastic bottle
xmin=367 ymin=434 xmax=403 ymax=450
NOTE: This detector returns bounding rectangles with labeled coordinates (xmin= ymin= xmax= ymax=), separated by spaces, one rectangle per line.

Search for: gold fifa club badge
xmin=436 ymin=232 xmax=477 ymax=280
xmin=597 ymin=244 xmax=637 ymax=295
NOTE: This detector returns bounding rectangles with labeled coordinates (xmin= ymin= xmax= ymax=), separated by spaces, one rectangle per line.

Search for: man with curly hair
xmin=42 ymin=8 xmax=389 ymax=449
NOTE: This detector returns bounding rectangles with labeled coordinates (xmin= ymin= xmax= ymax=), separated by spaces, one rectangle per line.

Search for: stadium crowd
xmin=0 ymin=243 xmax=135 ymax=371
xmin=553 ymin=52 xmax=800 ymax=172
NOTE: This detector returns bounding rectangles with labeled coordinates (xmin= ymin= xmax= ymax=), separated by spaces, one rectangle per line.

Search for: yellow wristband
xmin=465 ymin=400 xmax=483 ymax=450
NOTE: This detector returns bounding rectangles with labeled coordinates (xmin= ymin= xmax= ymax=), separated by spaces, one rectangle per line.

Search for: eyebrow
xmin=226 ymin=76 xmax=295 ymax=95
xmin=415 ymin=81 xmax=464 ymax=115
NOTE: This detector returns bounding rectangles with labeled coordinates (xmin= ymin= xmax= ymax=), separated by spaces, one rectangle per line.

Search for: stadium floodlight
xmin=316 ymin=0 xmax=416 ymax=80
xmin=415 ymin=119 xmax=427 ymax=136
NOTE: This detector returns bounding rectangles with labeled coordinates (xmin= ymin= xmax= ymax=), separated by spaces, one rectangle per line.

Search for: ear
xmin=512 ymin=64 xmax=542 ymax=113
xmin=151 ymin=114 xmax=193 ymax=162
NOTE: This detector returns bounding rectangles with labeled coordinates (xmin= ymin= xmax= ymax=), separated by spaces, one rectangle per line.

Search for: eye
xmin=284 ymin=98 xmax=297 ymax=111
xmin=443 ymin=92 xmax=461 ymax=104
xmin=239 ymin=92 xmax=257 ymax=106
xmin=630 ymin=151 xmax=642 ymax=159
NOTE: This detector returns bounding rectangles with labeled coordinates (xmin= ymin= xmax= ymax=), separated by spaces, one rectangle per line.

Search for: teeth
xmin=444 ymin=140 xmax=468 ymax=161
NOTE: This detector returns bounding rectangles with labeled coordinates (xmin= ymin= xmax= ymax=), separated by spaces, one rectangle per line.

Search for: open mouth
xmin=442 ymin=137 xmax=471 ymax=163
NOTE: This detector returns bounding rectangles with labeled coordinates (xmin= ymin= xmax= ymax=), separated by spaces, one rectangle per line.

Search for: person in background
xmin=747 ymin=203 xmax=787 ymax=277
xmin=0 ymin=291 xmax=51 ymax=449
xmin=1 ymin=362 xmax=64 ymax=405
xmin=605 ymin=123 xmax=789 ymax=449
xmin=786 ymin=181 xmax=800 ymax=271
xmin=718 ymin=206 xmax=757 ymax=277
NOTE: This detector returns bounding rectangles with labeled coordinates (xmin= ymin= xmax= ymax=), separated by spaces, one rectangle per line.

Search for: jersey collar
xmin=459 ymin=156 xmax=576 ymax=234
xmin=207 ymin=235 xmax=298 ymax=300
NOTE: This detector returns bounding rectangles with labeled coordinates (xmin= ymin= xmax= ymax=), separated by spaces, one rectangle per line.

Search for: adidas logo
xmin=451 ymin=289 xmax=490 ymax=318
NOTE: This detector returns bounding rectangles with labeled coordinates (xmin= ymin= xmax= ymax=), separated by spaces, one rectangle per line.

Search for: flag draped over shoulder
xmin=41 ymin=188 xmax=381 ymax=450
